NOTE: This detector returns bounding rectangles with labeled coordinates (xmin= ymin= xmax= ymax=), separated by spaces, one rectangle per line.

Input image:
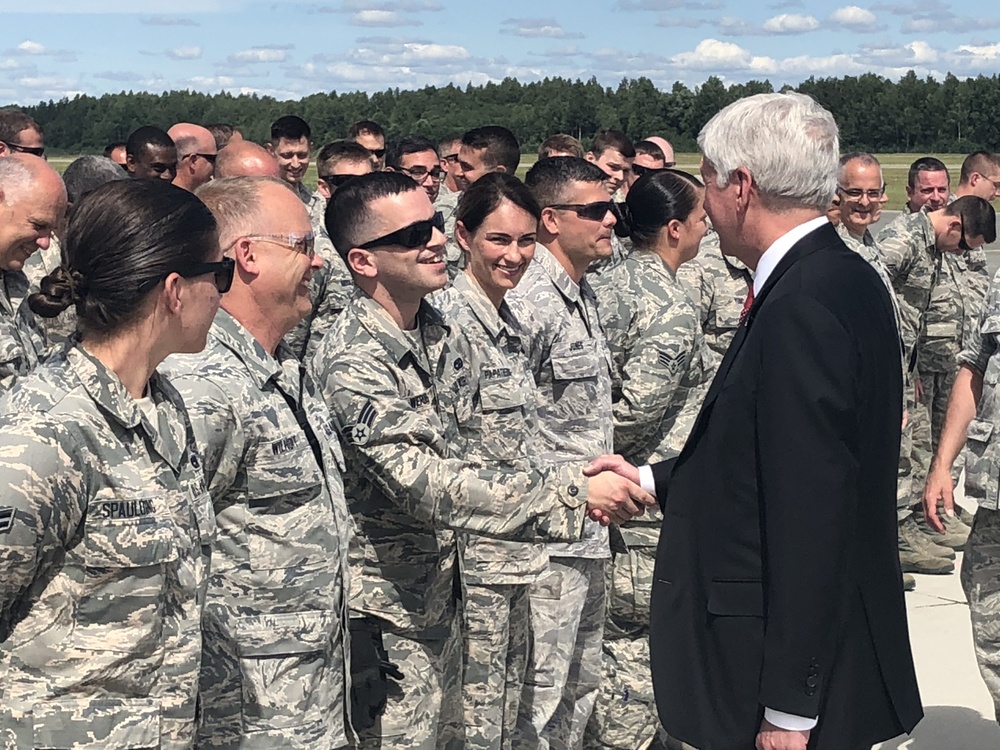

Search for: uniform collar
xmin=629 ymin=249 xmax=677 ymax=281
xmin=350 ymin=291 xmax=449 ymax=370
xmin=0 ymin=269 xmax=29 ymax=315
xmin=533 ymin=243 xmax=593 ymax=306
xmin=450 ymin=271 xmax=520 ymax=341
xmin=208 ymin=308 xmax=286 ymax=391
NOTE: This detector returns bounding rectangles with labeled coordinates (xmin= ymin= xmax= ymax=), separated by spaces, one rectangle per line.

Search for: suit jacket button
xmin=806 ymin=676 xmax=818 ymax=688
xmin=808 ymin=667 xmax=819 ymax=677
xmin=568 ymin=484 xmax=579 ymax=497
xmin=805 ymin=687 xmax=816 ymax=696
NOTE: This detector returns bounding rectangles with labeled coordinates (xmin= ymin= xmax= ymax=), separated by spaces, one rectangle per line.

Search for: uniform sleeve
xmin=613 ymin=299 xmax=700 ymax=461
xmin=0 ymin=415 xmax=88 ymax=626
xmin=169 ymin=374 xmax=245 ymax=502
xmin=959 ymin=274 xmax=1000 ymax=376
xmin=310 ymin=347 xmax=589 ymax=543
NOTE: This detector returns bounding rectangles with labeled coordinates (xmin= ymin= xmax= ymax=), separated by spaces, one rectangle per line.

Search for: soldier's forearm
xmin=931 ymin=365 xmax=982 ymax=473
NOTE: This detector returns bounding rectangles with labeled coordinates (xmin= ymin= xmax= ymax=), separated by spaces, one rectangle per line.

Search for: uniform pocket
xmin=477 ymin=383 xmax=528 ymax=463
xmin=235 ymin=610 xmax=335 ymax=733
xmin=73 ymin=492 xmax=178 ymax=653
xmin=607 ymin=545 xmax=656 ymax=626
xmin=551 ymin=341 xmax=600 ymax=381
xmin=32 ymin=698 xmax=160 ymax=749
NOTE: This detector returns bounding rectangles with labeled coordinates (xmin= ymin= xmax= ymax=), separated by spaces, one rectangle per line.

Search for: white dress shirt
xmin=639 ymin=216 xmax=830 ymax=732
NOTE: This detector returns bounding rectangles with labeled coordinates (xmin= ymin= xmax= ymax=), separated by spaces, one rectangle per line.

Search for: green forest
xmin=15 ymin=71 xmax=999 ymax=155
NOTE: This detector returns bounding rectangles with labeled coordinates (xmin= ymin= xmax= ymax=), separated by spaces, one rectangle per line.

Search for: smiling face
xmin=907 ymin=169 xmax=950 ymax=213
xmin=459 ymin=198 xmax=537 ymax=307
xmin=838 ymin=159 xmax=884 ymax=235
xmin=0 ymin=168 xmax=66 ymax=272
xmin=269 ymin=136 xmax=311 ymax=186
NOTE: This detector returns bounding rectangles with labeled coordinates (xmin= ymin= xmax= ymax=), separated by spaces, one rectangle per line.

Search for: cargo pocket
xmin=32 ymin=698 xmax=160 ymax=749
xmin=478 ymin=383 xmax=528 ymax=463
xmin=236 ymin=610 xmax=335 ymax=734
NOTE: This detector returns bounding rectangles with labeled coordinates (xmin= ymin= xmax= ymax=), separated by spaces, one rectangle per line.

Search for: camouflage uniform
xmin=310 ymin=292 xmax=596 ymax=750
xmin=955 ymin=267 xmax=1000 ymax=721
xmin=877 ymin=210 xmax=945 ymax=522
xmin=437 ymin=184 xmax=465 ymax=280
xmin=585 ymin=250 xmax=710 ymax=749
xmin=437 ymin=272 xmax=548 ymax=750
xmin=0 ymin=344 xmax=211 ymax=750
xmin=291 ymin=180 xmax=314 ymax=207
xmin=507 ymin=244 xmax=613 ymax=750
xmin=0 ymin=269 xmax=48 ymax=396
xmin=163 ymin=309 xmax=354 ymax=750
xmin=23 ymin=237 xmax=78 ymax=347
xmin=284 ymin=222 xmax=354 ymax=360
xmin=676 ymin=229 xmax=752 ymax=373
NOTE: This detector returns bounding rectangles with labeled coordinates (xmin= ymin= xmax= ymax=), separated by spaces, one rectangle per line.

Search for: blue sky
xmin=1 ymin=0 xmax=999 ymax=104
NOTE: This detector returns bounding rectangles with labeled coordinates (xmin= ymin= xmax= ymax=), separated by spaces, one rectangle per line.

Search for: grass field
xmin=49 ymin=152 xmax=961 ymax=212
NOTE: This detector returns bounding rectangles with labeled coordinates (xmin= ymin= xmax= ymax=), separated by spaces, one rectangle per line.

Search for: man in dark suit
xmin=587 ymin=92 xmax=923 ymax=750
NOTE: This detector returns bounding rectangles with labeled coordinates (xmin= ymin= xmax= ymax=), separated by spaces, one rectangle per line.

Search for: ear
xmin=734 ymin=167 xmax=754 ymax=208
xmin=539 ymin=207 xmax=560 ymax=236
xmin=125 ymin=154 xmax=137 ymax=172
xmin=162 ymin=273 xmax=185 ymax=316
xmin=230 ymin=237 xmax=260 ymax=279
xmin=455 ymin=220 xmax=473 ymax=254
xmin=0 ymin=142 xmax=9 ymax=158
xmin=317 ymin=180 xmax=332 ymax=201
xmin=265 ymin=142 xmax=275 ymax=156
xmin=494 ymin=165 xmax=509 ymax=174
xmin=585 ymin=152 xmax=596 ymax=164
xmin=666 ymin=218 xmax=683 ymax=242
xmin=347 ymin=247 xmax=378 ymax=279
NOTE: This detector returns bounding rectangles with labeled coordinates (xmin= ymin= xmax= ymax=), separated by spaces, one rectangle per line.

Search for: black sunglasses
xmin=368 ymin=148 xmax=386 ymax=159
xmin=319 ymin=173 xmax=358 ymax=188
xmin=138 ymin=257 xmax=235 ymax=294
xmin=1 ymin=140 xmax=45 ymax=158
xmin=631 ymin=164 xmax=663 ymax=179
xmin=546 ymin=201 xmax=614 ymax=222
xmin=359 ymin=212 xmax=446 ymax=250
xmin=197 ymin=153 xmax=217 ymax=165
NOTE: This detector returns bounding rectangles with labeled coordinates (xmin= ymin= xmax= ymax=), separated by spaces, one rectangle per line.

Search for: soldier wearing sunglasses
xmin=284 ymin=140 xmax=373 ymax=360
xmin=168 ymin=123 xmax=218 ymax=193
xmin=0 ymin=109 xmax=45 ymax=160
xmin=311 ymin=171 xmax=653 ymax=750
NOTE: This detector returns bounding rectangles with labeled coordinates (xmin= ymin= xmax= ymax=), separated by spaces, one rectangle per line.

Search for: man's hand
xmin=755 ymin=719 xmax=810 ymax=750
xmin=585 ymin=470 xmax=655 ymax=525
xmin=914 ymin=376 xmax=923 ymax=404
xmin=923 ymin=462 xmax=956 ymax=535
xmin=583 ymin=453 xmax=640 ymax=485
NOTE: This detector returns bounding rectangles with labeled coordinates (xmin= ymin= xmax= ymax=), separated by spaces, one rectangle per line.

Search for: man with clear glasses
xmin=163 ymin=176 xmax=356 ymax=750
xmin=386 ymin=136 xmax=444 ymax=204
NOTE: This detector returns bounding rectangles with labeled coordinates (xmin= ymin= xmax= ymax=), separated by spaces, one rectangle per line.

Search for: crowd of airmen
xmin=1 ymin=102 xmax=1000 ymax=750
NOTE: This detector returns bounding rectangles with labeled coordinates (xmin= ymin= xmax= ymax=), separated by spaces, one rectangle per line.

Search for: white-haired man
xmin=588 ymin=93 xmax=923 ymax=750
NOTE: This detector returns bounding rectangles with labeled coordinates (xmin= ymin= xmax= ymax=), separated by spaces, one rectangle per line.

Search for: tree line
xmin=16 ymin=70 xmax=1000 ymax=155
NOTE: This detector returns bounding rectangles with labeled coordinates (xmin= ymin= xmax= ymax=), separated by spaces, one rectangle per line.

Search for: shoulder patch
xmin=658 ymin=349 xmax=686 ymax=377
xmin=350 ymin=400 xmax=377 ymax=446
xmin=0 ymin=507 xmax=14 ymax=533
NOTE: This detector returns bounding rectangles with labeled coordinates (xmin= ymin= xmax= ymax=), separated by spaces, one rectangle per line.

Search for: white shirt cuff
xmin=764 ymin=708 xmax=818 ymax=731
xmin=638 ymin=464 xmax=657 ymax=496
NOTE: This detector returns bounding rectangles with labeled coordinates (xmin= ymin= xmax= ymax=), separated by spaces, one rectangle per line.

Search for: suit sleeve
xmin=754 ymin=292 xmax=860 ymax=718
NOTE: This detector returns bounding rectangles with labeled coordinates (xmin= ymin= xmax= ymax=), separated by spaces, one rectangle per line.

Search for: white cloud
xmin=907 ymin=40 xmax=939 ymax=63
xmin=229 ymin=47 xmax=290 ymax=63
xmin=829 ymin=5 xmax=877 ymax=27
xmin=189 ymin=75 xmax=236 ymax=87
xmin=501 ymin=18 xmax=584 ymax=39
xmin=351 ymin=9 xmax=421 ymax=26
xmin=16 ymin=40 xmax=46 ymax=55
xmin=672 ymin=38 xmax=758 ymax=69
xmin=16 ymin=75 xmax=77 ymax=88
xmin=0 ymin=58 xmax=20 ymax=69
xmin=954 ymin=42 xmax=1000 ymax=61
xmin=167 ymin=46 xmax=202 ymax=60
xmin=762 ymin=13 xmax=819 ymax=32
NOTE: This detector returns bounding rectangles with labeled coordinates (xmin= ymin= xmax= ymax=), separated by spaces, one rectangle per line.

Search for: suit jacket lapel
xmin=677 ymin=223 xmax=840 ymax=461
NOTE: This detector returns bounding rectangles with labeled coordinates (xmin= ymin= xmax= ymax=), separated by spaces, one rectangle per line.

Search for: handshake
xmin=581 ymin=454 xmax=655 ymax=526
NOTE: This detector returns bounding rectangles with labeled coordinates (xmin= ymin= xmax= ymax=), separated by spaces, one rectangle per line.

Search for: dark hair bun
xmin=28 ymin=267 xmax=83 ymax=318
xmin=611 ymin=201 xmax=633 ymax=238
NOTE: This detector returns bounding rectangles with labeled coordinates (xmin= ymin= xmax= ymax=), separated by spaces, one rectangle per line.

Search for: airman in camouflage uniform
xmin=586 ymin=249 xmax=711 ymax=749
xmin=164 ymin=309 xmax=354 ymax=750
xmin=508 ymin=241 xmax=614 ymax=750
xmin=436 ymin=271 xmax=547 ymax=750
xmin=311 ymin=173 xmax=648 ymax=750
xmin=675 ymin=228 xmax=752 ymax=372
xmin=0 ymin=345 xmax=212 ymax=750
xmin=0 ymin=155 xmax=67 ymax=392
xmin=924 ymin=267 xmax=1000 ymax=722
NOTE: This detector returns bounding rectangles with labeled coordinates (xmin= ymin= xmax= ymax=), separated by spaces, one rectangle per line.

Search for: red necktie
xmin=739 ymin=285 xmax=755 ymax=325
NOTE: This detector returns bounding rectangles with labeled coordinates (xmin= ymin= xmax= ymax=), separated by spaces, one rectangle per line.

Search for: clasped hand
xmin=582 ymin=454 xmax=653 ymax=525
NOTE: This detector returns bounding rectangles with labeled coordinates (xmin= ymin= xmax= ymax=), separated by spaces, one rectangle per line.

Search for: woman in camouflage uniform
xmin=0 ymin=180 xmax=233 ymax=750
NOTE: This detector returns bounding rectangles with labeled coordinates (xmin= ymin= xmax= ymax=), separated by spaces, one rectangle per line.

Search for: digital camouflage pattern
xmin=0 ymin=269 xmax=48 ymax=395
xmin=310 ymin=291 xmax=596 ymax=748
xmin=676 ymin=229 xmax=752 ymax=372
xmin=507 ymin=243 xmax=613 ymax=749
xmin=163 ymin=309 xmax=354 ymax=750
xmin=284 ymin=222 xmax=355 ymax=360
xmin=438 ymin=184 xmax=465 ymax=281
xmin=961 ymin=508 xmax=1000 ymax=722
xmin=587 ymin=249 xmax=710 ymax=749
xmin=0 ymin=344 xmax=211 ymax=750
xmin=436 ymin=272 xmax=547 ymax=750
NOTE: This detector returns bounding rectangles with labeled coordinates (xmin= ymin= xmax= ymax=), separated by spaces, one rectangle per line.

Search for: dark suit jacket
xmin=649 ymin=222 xmax=922 ymax=750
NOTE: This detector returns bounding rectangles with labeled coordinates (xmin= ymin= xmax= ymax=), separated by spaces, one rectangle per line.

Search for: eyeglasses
xmin=546 ymin=201 xmax=614 ymax=222
xmin=980 ymin=174 xmax=1000 ymax=191
xmin=244 ymin=232 xmax=316 ymax=258
xmin=367 ymin=148 xmax=386 ymax=159
xmin=442 ymin=153 xmax=459 ymax=163
xmin=1 ymin=140 xmax=45 ymax=158
xmin=319 ymin=173 xmax=358 ymax=188
xmin=399 ymin=165 xmax=444 ymax=182
xmin=196 ymin=153 xmax=217 ymax=165
xmin=137 ymin=257 xmax=235 ymax=294
xmin=359 ymin=212 xmax=445 ymax=250
xmin=631 ymin=164 xmax=664 ymax=179
xmin=836 ymin=184 xmax=886 ymax=201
